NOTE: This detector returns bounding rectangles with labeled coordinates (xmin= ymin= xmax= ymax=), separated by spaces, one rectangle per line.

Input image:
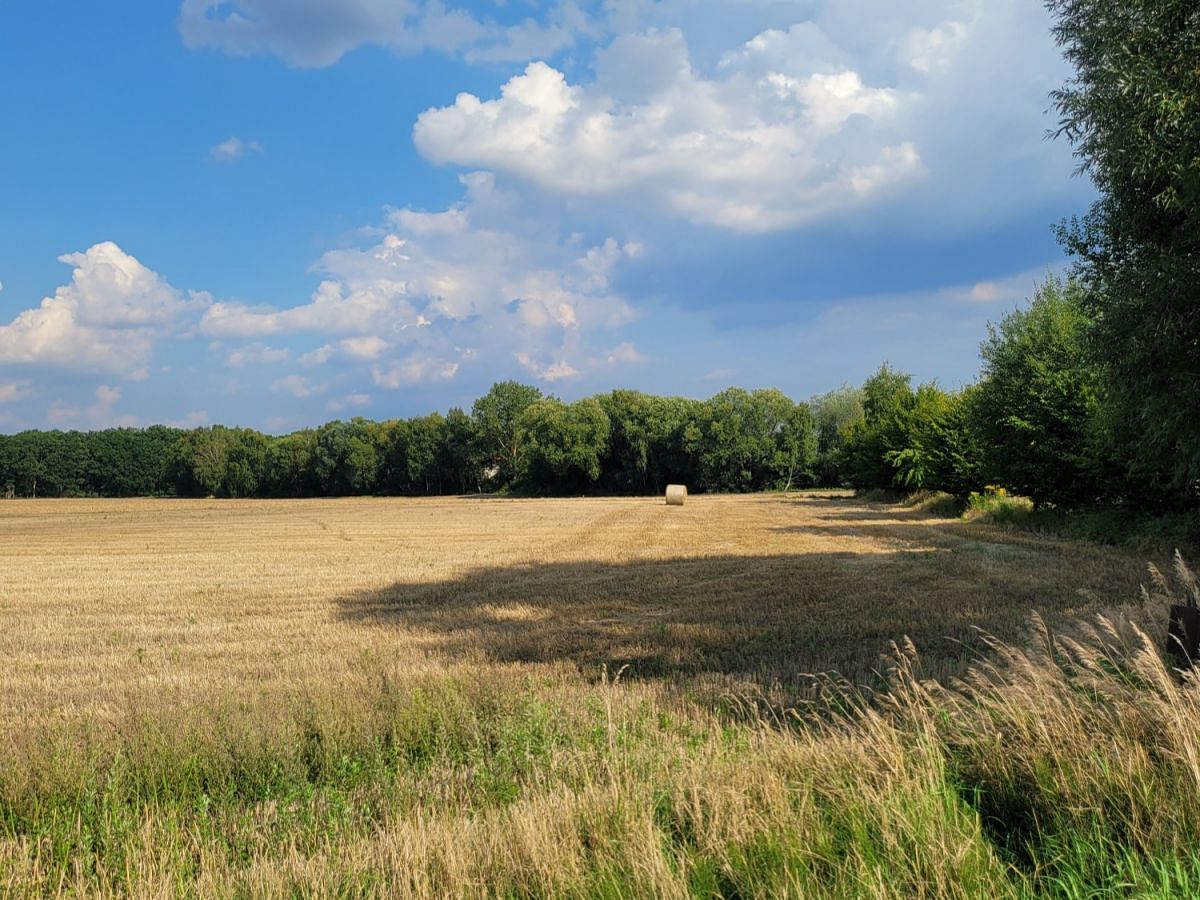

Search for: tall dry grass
xmin=4 ymin=596 xmax=1199 ymax=896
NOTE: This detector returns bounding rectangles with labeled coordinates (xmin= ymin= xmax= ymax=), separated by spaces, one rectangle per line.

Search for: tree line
xmin=0 ymin=266 xmax=1192 ymax=513
xmin=0 ymin=385 xmax=824 ymax=498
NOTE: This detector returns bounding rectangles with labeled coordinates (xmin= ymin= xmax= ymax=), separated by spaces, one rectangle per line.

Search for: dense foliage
xmin=0 ymin=383 xmax=820 ymax=499
xmin=972 ymin=279 xmax=1101 ymax=506
xmin=1048 ymin=0 xmax=1200 ymax=503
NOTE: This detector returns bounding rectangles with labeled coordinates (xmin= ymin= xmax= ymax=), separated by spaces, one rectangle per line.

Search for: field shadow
xmin=333 ymin=543 xmax=1129 ymax=692
xmin=771 ymin=495 xmax=963 ymax=544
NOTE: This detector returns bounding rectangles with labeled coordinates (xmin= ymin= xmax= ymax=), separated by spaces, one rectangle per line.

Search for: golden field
xmin=0 ymin=492 xmax=1145 ymax=718
xmin=3 ymin=493 xmax=1197 ymax=898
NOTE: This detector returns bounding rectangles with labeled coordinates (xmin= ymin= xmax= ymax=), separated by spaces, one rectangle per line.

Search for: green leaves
xmin=1048 ymin=0 xmax=1200 ymax=504
xmin=971 ymin=277 xmax=1102 ymax=507
xmin=516 ymin=398 xmax=611 ymax=491
xmin=471 ymin=381 xmax=545 ymax=489
xmin=842 ymin=367 xmax=977 ymax=495
xmin=687 ymin=388 xmax=818 ymax=493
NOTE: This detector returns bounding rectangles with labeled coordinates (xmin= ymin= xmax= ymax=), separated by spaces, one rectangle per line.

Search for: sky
xmin=0 ymin=0 xmax=1092 ymax=434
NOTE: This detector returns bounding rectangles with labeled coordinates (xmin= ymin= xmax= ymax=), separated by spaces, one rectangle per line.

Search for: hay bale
xmin=665 ymin=484 xmax=687 ymax=506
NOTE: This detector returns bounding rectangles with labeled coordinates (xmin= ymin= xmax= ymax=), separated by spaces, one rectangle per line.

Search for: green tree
xmin=884 ymin=384 xmax=978 ymax=495
xmin=313 ymin=419 xmax=383 ymax=495
xmin=382 ymin=414 xmax=448 ymax=494
xmin=687 ymin=388 xmax=812 ymax=492
xmin=439 ymin=407 xmax=480 ymax=493
xmin=224 ymin=429 xmax=269 ymax=498
xmin=843 ymin=365 xmax=915 ymax=491
xmin=168 ymin=426 xmax=270 ymax=498
xmin=597 ymin=391 xmax=702 ymax=494
xmin=266 ymin=430 xmax=318 ymax=497
xmin=972 ymin=277 xmax=1101 ymax=506
xmin=810 ymin=385 xmax=865 ymax=486
xmin=471 ymin=381 xmax=543 ymax=489
xmin=769 ymin=400 xmax=818 ymax=492
xmin=169 ymin=427 xmax=232 ymax=497
xmin=517 ymin=398 xmax=611 ymax=492
xmin=843 ymin=366 xmax=978 ymax=495
xmin=1048 ymin=0 xmax=1200 ymax=502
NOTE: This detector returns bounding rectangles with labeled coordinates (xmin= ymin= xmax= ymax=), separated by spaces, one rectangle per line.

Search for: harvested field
xmin=1 ymin=492 xmax=1144 ymax=720
xmin=3 ymin=493 xmax=1188 ymax=898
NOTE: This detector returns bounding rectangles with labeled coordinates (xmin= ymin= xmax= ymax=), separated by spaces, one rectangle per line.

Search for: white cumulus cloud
xmin=514 ymin=353 xmax=579 ymax=382
xmin=0 ymin=242 xmax=205 ymax=377
xmin=270 ymin=375 xmax=319 ymax=398
xmin=328 ymin=393 xmax=371 ymax=412
xmin=202 ymin=173 xmax=640 ymax=386
xmin=0 ymin=381 xmax=29 ymax=403
xmin=339 ymin=335 xmax=390 ymax=360
xmin=408 ymin=1 xmax=1078 ymax=234
xmin=372 ymin=356 xmax=460 ymax=388
xmin=414 ymin=30 xmax=922 ymax=232
xmin=605 ymin=341 xmax=646 ymax=365
xmin=47 ymin=385 xmax=138 ymax=429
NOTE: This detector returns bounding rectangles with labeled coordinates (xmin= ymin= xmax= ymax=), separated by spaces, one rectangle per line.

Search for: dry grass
xmin=0 ymin=493 xmax=1186 ymax=896
xmin=0 ymin=492 xmax=1146 ymax=721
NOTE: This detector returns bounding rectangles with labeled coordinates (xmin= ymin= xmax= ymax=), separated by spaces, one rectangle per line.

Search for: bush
xmin=964 ymin=485 xmax=1035 ymax=525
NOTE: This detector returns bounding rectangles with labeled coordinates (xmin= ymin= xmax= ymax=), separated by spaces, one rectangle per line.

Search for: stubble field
xmin=3 ymin=494 xmax=1196 ymax=897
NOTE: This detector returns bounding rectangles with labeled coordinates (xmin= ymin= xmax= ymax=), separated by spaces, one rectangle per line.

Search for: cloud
xmin=270 ymin=375 xmax=319 ymax=398
xmin=178 ymin=0 xmax=583 ymax=68
xmin=410 ymin=2 xmax=1077 ymax=234
xmin=514 ymin=353 xmax=578 ymax=382
xmin=900 ymin=20 xmax=969 ymax=74
xmin=959 ymin=265 xmax=1067 ymax=306
xmin=47 ymin=385 xmax=138 ymax=429
xmin=210 ymin=136 xmax=263 ymax=162
xmin=0 ymin=242 xmax=205 ymax=377
xmin=968 ymin=282 xmax=1002 ymax=303
xmin=371 ymin=356 xmax=460 ymax=388
xmin=200 ymin=276 xmax=421 ymax=338
xmin=327 ymin=393 xmax=371 ymax=413
xmin=605 ymin=341 xmax=646 ymax=365
xmin=182 ymin=0 xmax=1081 ymax=239
xmin=414 ymin=31 xmax=923 ymax=232
xmin=300 ymin=336 xmax=390 ymax=366
xmin=168 ymin=410 xmax=211 ymax=428
xmin=0 ymin=381 xmax=29 ymax=403
xmin=225 ymin=342 xmax=289 ymax=367
xmin=299 ymin=345 xmax=336 ymax=367
xmin=339 ymin=335 xmax=390 ymax=360
xmin=201 ymin=173 xmax=640 ymax=385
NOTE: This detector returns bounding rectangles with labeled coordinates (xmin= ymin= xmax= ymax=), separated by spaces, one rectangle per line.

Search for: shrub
xmin=964 ymin=485 xmax=1035 ymax=525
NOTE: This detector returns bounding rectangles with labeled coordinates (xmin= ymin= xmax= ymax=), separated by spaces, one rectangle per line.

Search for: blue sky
xmin=0 ymin=0 xmax=1091 ymax=433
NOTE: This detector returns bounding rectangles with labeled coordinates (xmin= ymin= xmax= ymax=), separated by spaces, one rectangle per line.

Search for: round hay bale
xmin=665 ymin=484 xmax=687 ymax=506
